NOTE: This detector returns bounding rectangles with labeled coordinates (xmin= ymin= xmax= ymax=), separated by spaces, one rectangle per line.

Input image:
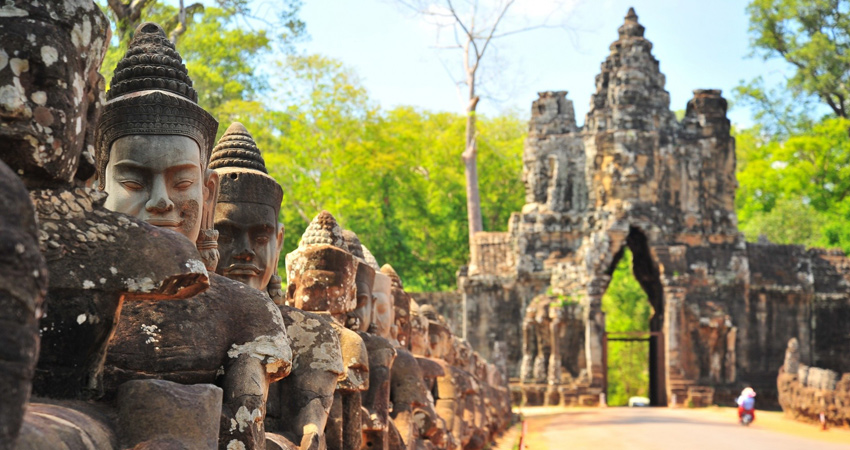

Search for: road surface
xmin=510 ymin=406 xmax=850 ymax=450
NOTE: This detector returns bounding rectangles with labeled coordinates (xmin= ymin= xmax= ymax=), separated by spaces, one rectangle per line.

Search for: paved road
xmin=519 ymin=407 xmax=850 ymax=450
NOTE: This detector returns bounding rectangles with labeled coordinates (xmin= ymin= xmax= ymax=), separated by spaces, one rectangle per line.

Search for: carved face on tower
xmin=211 ymin=123 xmax=284 ymax=291
xmin=96 ymin=22 xmax=219 ymax=243
xmin=285 ymin=211 xmax=357 ymax=321
xmin=0 ymin=1 xmax=108 ymax=184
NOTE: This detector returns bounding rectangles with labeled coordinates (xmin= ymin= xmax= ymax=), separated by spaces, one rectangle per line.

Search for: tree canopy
xmin=736 ymin=0 xmax=850 ymax=254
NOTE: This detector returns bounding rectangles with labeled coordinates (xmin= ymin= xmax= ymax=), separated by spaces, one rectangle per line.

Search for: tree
xmin=244 ymin=54 xmax=526 ymax=290
xmin=396 ymin=0 xmax=567 ymax=267
xmin=746 ymin=0 xmax=850 ymax=118
xmin=101 ymin=0 xmax=304 ymax=52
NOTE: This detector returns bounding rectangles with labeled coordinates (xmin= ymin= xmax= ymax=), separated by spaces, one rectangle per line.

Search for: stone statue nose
xmin=146 ymin=197 xmax=174 ymax=213
xmin=234 ymin=234 xmax=254 ymax=261
xmin=145 ymin=177 xmax=174 ymax=213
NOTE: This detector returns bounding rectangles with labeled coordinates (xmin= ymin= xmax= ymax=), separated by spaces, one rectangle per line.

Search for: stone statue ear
xmin=275 ymin=222 xmax=284 ymax=262
xmin=203 ymin=169 xmax=220 ymax=213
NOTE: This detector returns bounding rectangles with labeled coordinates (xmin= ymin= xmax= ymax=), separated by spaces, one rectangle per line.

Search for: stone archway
xmin=590 ymin=226 xmax=667 ymax=406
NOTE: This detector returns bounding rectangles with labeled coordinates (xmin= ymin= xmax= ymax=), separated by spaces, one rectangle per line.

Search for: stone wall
xmin=778 ymin=359 xmax=850 ymax=426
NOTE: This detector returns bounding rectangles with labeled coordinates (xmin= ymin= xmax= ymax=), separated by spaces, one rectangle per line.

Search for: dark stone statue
xmin=211 ymin=123 xmax=345 ymax=450
xmin=97 ymin=23 xmax=291 ymax=450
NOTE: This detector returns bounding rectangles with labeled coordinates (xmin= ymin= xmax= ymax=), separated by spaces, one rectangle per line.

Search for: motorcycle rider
xmin=736 ymin=387 xmax=756 ymax=424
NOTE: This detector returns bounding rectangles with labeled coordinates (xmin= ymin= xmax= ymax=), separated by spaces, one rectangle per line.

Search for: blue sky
xmin=296 ymin=0 xmax=789 ymax=127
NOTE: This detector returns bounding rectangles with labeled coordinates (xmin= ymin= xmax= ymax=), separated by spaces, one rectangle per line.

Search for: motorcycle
xmin=740 ymin=409 xmax=754 ymax=426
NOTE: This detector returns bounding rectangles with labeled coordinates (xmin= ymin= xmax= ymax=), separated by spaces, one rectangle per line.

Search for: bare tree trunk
xmin=464 ymin=88 xmax=482 ymax=269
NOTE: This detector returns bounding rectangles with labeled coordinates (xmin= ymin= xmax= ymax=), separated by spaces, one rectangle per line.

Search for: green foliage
xmin=219 ymin=54 xmax=525 ymax=291
xmin=602 ymin=249 xmax=651 ymax=406
xmin=746 ymin=0 xmax=850 ymax=117
xmin=736 ymin=1 xmax=850 ymax=255
xmin=735 ymin=118 xmax=850 ymax=253
xmin=94 ymin=3 xmax=525 ymax=292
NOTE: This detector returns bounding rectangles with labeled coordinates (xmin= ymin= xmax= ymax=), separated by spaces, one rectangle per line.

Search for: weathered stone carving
xmin=117 ymin=379 xmax=223 ymax=449
xmin=211 ymin=122 xmax=284 ymax=294
xmin=0 ymin=161 xmax=47 ymax=449
xmin=211 ymin=122 xmax=345 ymax=450
xmin=0 ymin=4 xmax=212 ymax=449
xmin=98 ymin=23 xmax=291 ymax=449
xmin=460 ymin=7 xmax=850 ymax=408
xmin=342 ymin=231 xmax=376 ymax=333
xmin=778 ymin=338 xmax=850 ymax=427
xmin=285 ymin=212 xmax=369 ymax=450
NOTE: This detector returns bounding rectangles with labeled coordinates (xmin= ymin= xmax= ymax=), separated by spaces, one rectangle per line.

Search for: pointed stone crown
xmin=381 ymin=264 xmax=403 ymax=289
xmin=210 ymin=122 xmax=267 ymax=173
xmin=212 ymin=122 xmax=283 ymax=211
xmin=108 ymin=22 xmax=198 ymax=102
xmin=299 ymin=211 xmax=348 ymax=251
xmin=96 ymin=22 xmax=218 ymax=186
xmin=361 ymin=245 xmax=380 ymax=271
xmin=342 ymin=230 xmax=365 ymax=259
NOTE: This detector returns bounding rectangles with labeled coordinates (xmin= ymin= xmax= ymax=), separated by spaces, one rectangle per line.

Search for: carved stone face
xmin=371 ymin=272 xmax=393 ymax=339
xmin=214 ymin=201 xmax=282 ymax=291
xmin=349 ymin=262 xmax=375 ymax=332
xmin=103 ymin=134 xmax=218 ymax=242
xmin=286 ymin=245 xmax=357 ymax=318
xmin=409 ymin=304 xmax=430 ymax=356
xmin=428 ymin=322 xmax=453 ymax=363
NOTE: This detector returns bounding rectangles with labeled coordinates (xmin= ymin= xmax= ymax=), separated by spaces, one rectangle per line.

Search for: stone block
xmin=117 ymin=379 xmax=222 ymax=450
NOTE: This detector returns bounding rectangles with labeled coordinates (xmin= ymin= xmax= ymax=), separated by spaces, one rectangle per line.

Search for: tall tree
xmin=746 ymin=0 xmax=850 ymax=118
xmin=396 ymin=0 xmax=567 ymax=268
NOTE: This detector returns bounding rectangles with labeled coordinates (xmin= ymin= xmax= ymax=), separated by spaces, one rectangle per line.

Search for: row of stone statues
xmin=0 ymin=2 xmax=510 ymax=449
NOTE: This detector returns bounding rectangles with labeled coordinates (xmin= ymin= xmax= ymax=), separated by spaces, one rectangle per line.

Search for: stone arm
xmin=220 ymin=297 xmax=292 ymax=450
xmin=220 ymin=354 xmax=271 ymax=450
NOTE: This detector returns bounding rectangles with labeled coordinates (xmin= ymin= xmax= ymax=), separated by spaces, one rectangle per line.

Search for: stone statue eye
xmin=255 ymin=235 xmax=270 ymax=245
xmin=174 ymin=180 xmax=193 ymax=190
xmin=218 ymin=233 xmax=233 ymax=244
xmin=121 ymin=180 xmax=144 ymax=191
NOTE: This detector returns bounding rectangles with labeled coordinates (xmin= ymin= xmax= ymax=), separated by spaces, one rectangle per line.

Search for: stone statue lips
xmin=146 ymin=218 xmax=183 ymax=229
xmin=223 ymin=263 xmax=261 ymax=276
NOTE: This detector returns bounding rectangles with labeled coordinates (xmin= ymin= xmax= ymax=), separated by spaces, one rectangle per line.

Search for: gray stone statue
xmin=96 ymin=23 xmax=291 ymax=450
xmin=210 ymin=122 xmax=345 ymax=450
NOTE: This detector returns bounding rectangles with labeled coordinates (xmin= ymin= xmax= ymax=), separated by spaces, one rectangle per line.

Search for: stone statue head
xmin=426 ymin=315 xmax=454 ymax=364
xmin=381 ymin=264 xmax=411 ymax=348
xmin=0 ymin=0 xmax=108 ymax=185
xmin=211 ymin=122 xmax=284 ymax=292
xmin=285 ymin=211 xmax=357 ymax=322
xmin=96 ymin=22 xmax=219 ymax=245
xmin=370 ymin=271 xmax=394 ymax=339
xmin=409 ymin=299 xmax=430 ymax=356
xmin=343 ymin=230 xmax=376 ymax=332
xmin=452 ymin=337 xmax=473 ymax=370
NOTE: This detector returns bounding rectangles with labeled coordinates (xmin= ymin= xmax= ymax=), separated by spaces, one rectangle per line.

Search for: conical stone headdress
xmin=211 ymin=122 xmax=283 ymax=212
xmin=96 ymin=22 xmax=218 ymax=185
xmin=299 ymin=211 xmax=348 ymax=251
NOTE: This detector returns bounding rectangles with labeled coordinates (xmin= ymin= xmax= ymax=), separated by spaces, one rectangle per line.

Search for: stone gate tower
xmin=459 ymin=8 xmax=850 ymax=406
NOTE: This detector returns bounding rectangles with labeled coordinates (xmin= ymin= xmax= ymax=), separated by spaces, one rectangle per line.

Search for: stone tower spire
xmin=586 ymin=7 xmax=675 ymax=133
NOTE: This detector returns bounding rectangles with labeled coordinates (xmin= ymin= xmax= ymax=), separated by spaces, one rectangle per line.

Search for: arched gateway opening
xmin=602 ymin=227 xmax=666 ymax=406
